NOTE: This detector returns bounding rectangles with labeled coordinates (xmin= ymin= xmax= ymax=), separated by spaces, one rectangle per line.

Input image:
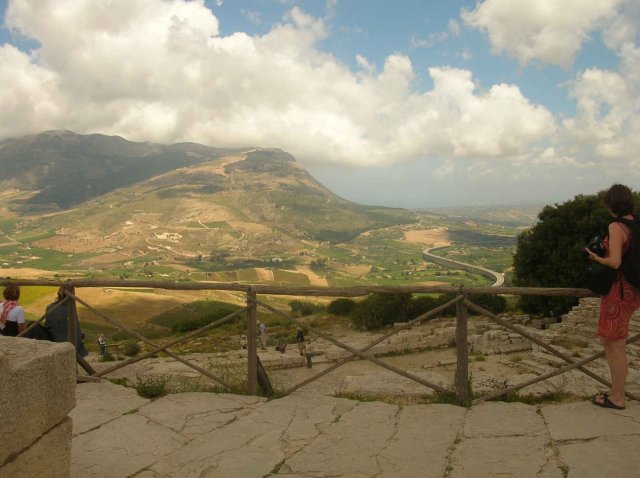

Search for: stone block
xmin=1 ymin=417 xmax=72 ymax=478
xmin=0 ymin=336 xmax=76 ymax=466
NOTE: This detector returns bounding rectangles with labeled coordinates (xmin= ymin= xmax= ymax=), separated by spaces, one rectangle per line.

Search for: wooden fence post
xmin=247 ymin=289 xmax=258 ymax=395
xmin=454 ymin=294 xmax=469 ymax=405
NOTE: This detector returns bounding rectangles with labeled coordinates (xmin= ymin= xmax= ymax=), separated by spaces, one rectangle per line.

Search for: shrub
xmin=100 ymin=351 xmax=115 ymax=362
xmin=289 ymin=300 xmax=324 ymax=317
xmin=407 ymin=295 xmax=450 ymax=319
xmin=351 ymin=293 xmax=411 ymax=330
xmin=135 ymin=375 xmax=167 ymax=399
xmin=123 ymin=340 xmax=141 ymax=357
xmin=327 ymin=298 xmax=356 ymax=316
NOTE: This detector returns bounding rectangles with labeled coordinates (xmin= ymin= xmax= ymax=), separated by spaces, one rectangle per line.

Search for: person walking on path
xmin=585 ymin=184 xmax=640 ymax=410
xmin=257 ymin=320 xmax=268 ymax=350
xmin=98 ymin=334 xmax=107 ymax=356
xmin=304 ymin=339 xmax=314 ymax=369
xmin=0 ymin=285 xmax=25 ymax=336
xmin=296 ymin=326 xmax=305 ymax=356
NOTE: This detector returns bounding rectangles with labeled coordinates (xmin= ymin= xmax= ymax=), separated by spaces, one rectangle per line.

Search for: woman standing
xmin=0 ymin=285 xmax=25 ymax=336
xmin=585 ymin=184 xmax=640 ymax=409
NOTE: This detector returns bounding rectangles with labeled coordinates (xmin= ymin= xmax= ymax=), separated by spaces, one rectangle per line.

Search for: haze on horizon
xmin=1 ymin=0 xmax=639 ymax=208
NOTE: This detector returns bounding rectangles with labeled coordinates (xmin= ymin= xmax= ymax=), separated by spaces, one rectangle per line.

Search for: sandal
xmin=592 ymin=394 xmax=625 ymax=410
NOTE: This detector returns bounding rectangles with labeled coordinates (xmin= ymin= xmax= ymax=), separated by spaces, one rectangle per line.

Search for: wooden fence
xmin=4 ymin=278 xmax=638 ymax=405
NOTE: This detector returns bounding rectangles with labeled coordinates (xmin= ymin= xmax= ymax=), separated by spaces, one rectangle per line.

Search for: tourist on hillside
xmin=584 ymin=184 xmax=640 ymax=410
xmin=0 ymin=285 xmax=25 ymax=336
xmin=240 ymin=334 xmax=248 ymax=350
xmin=98 ymin=334 xmax=107 ymax=356
xmin=296 ymin=326 xmax=305 ymax=356
xmin=44 ymin=286 xmax=89 ymax=357
xmin=304 ymin=339 xmax=314 ymax=369
xmin=257 ymin=320 xmax=268 ymax=350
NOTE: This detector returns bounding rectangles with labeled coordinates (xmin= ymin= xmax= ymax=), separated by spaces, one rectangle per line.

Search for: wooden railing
xmin=4 ymin=278 xmax=637 ymax=405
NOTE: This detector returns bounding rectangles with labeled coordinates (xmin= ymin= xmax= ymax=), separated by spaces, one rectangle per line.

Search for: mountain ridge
xmin=0 ymin=131 xmax=416 ymax=272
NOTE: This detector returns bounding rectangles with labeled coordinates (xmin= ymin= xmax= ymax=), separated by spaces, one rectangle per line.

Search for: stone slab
xmin=450 ymin=435 xmax=559 ymax=478
xmin=542 ymin=401 xmax=640 ymax=441
xmin=558 ymin=435 xmax=640 ymax=477
xmin=137 ymin=392 xmax=265 ymax=439
xmin=0 ymin=336 xmax=75 ymax=465
xmin=283 ymin=401 xmax=398 ymax=477
xmin=464 ymin=401 xmax=546 ymax=437
xmin=337 ymin=369 xmax=448 ymax=397
xmin=377 ymin=404 xmax=465 ymax=478
xmin=71 ymin=413 xmax=188 ymax=478
xmin=0 ymin=417 xmax=72 ymax=478
xmin=148 ymin=394 xmax=357 ymax=477
xmin=69 ymin=381 xmax=150 ymax=436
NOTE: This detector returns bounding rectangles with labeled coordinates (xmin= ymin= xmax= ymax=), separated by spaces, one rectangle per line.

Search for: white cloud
xmin=462 ymin=0 xmax=624 ymax=67
xmin=1 ymin=0 xmax=555 ymax=168
xmin=562 ymin=42 xmax=640 ymax=161
xmin=448 ymin=19 xmax=461 ymax=38
xmin=242 ymin=10 xmax=263 ymax=26
xmin=0 ymin=45 xmax=65 ymax=137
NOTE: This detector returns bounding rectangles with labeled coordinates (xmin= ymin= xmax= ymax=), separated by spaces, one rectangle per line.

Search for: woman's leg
xmin=599 ymin=337 xmax=627 ymax=406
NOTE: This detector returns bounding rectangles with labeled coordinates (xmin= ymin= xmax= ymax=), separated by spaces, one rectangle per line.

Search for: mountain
xmin=0 ymin=130 xmax=241 ymax=209
xmin=0 ymin=131 xmax=415 ymax=268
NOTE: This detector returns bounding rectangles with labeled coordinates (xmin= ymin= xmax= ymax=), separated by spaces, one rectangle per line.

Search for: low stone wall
xmin=0 ymin=336 xmax=76 ymax=478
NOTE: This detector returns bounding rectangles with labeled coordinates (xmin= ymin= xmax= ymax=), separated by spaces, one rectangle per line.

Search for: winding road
xmin=423 ymin=246 xmax=505 ymax=287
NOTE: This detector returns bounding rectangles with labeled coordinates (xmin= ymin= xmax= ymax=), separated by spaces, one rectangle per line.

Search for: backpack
xmin=613 ymin=216 xmax=640 ymax=289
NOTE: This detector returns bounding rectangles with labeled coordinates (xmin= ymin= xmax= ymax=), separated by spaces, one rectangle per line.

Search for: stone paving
xmin=70 ymin=381 xmax=640 ymax=478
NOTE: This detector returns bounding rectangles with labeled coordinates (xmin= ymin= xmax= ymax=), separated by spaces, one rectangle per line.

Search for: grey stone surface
xmin=71 ymin=414 xmax=188 ymax=478
xmin=147 ymin=394 xmax=357 ymax=477
xmin=1 ymin=417 xmax=73 ymax=478
xmin=71 ymin=374 xmax=640 ymax=478
xmin=0 ymin=336 xmax=75 ymax=470
xmin=376 ymin=404 xmax=465 ymax=478
xmin=337 ymin=369 xmax=448 ymax=397
xmin=542 ymin=401 xmax=640 ymax=440
xmin=558 ymin=435 xmax=640 ymax=477
xmin=449 ymin=436 xmax=559 ymax=478
xmin=464 ymin=401 xmax=546 ymax=437
xmin=283 ymin=400 xmax=398 ymax=477
xmin=70 ymin=381 xmax=150 ymax=436
xmin=137 ymin=392 xmax=266 ymax=439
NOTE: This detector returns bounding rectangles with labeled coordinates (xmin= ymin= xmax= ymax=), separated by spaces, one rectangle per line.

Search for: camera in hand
xmin=585 ymin=235 xmax=606 ymax=257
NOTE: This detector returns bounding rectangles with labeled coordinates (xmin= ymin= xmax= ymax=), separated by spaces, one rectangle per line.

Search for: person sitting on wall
xmin=0 ymin=285 xmax=25 ymax=336
xmin=44 ymin=286 xmax=88 ymax=357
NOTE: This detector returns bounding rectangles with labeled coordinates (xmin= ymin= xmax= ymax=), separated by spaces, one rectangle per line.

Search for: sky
xmin=1 ymin=0 xmax=639 ymax=208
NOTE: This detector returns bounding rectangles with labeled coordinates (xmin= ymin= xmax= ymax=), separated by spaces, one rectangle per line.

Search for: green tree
xmin=351 ymin=293 xmax=411 ymax=330
xmin=512 ymin=193 xmax=614 ymax=315
xmin=327 ymin=298 xmax=356 ymax=316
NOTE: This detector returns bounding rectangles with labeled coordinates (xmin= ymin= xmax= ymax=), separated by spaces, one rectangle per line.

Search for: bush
xmin=468 ymin=294 xmax=507 ymax=315
xmin=135 ymin=375 xmax=167 ymax=399
xmin=289 ymin=300 xmax=325 ymax=317
xmin=123 ymin=340 xmax=141 ymax=357
xmin=351 ymin=293 xmax=411 ymax=330
xmin=100 ymin=351 xmax=115 ymax=362
xmin=327 ymin=298 xmax=356 ymax=316
xmin=407 ymin=295 xmax=451 ymax=319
